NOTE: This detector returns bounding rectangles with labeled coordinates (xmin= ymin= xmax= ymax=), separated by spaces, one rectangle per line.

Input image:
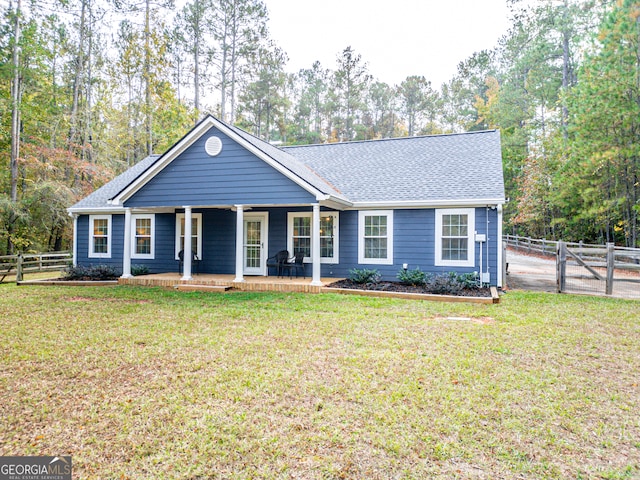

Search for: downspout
xmin=497 ymin=204 xmax=503 ymax=288
xmin=486 ymin=206 xmax=490 ymax=284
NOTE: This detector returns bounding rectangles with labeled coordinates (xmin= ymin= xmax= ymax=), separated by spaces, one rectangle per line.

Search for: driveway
xmin=505 ymin=250 xmax=557 ymax=293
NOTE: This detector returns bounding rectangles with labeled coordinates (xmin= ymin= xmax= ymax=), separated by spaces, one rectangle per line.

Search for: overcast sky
xmin=264 ymin=0 xmax=513 ymax=88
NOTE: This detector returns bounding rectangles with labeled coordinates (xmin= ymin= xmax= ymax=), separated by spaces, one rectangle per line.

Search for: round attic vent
xmin=205 ymin=136 xmax=223 ymax=156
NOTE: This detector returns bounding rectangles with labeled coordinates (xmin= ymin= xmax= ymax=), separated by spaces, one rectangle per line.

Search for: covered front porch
xmin=117 ymin=202 xmax=340 ymax=287
xmin=119 ymin=272 xmax=341 ymax=294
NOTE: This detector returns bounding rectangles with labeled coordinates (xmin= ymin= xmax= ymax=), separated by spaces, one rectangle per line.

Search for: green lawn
xmin=1 ymin=285 xmax=639 ymax=479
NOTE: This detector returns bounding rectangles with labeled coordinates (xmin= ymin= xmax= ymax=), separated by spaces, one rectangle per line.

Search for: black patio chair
xmin=266 ymin=250 xmax=289 ymax=277
xmin=281 ymin=251 xmax=305 ymax=278
xmin=178 ymin=249 xmax=200 ymax=274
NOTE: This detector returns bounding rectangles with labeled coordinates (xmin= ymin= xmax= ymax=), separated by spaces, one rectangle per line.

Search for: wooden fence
xmin=505 ymin=235 xmax=640 ymax=296
xmin=0 ymin=252 xmax=72 ymax=283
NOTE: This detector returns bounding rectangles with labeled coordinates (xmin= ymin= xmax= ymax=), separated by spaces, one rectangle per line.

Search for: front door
xmin=243 ymin=213 xmax=268 ymax=275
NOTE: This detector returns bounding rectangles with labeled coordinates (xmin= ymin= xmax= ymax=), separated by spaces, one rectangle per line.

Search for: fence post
xmin=556 ymin=241 xmax=566 ymax=293
xmin=542 ymin=239 xmax=546 ymax=256
xmin=16 ymin=253 xmax=23 ymax=282
xmin=527 ymin=236 xmax=532 ymax=253
xmin=606 ymin=242 xmax=615 ymax=295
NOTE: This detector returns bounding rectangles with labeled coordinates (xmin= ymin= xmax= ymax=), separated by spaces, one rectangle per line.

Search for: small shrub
xmin=64 ymin=264 xmax=119 ymax=281
xmin=426 ymin=271 xmax=479 ymax=295
xmin=458 ymin=272 xmax=479 ymax=289
xmin=397 ymin=267 xmax=430 ymax=286
xmin=131 ymin=264 xmax=150 ymax=276
xmin=349 ymin=268 xmax=381 ymax=285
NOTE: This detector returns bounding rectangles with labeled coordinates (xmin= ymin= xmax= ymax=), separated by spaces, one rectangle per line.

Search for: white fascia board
xmin=67 ymin=206 xmax=125 ymax=215
xmin=67 ymin=206 xmax=179 ymax=215
xmin=350 ymin=198 xmax=506 ymax=209
xmin=317 ymin=194 xmax=352 ymax=209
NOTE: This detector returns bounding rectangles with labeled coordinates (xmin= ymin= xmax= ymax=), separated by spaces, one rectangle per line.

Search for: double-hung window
xmin=290 ymin=215 xmax=311 ymax=258
xmin=358 ymin=210 xmax=393 ymax=265
xmin=131 ymin=214 xmax=155 ymax=259
xmin=175 ymin=213 xmax=202 ymax=260
xmin=89 ymin=215 xmax=111 ymax=258
xmin=287 ymin=212 xmax=339 ymax=263
xmin=435 ymin=208 xmax=475 ymax=267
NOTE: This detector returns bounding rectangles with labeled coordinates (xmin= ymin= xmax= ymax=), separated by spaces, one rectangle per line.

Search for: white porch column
xmin=234 ymin=205 xmax=245 ymax=283
xmin=121 ymin=208 xmax=132 ymax=278
xmin=181 ymin=206 xmax=193 ymax=281
xmin=72 ymin=214 xmax=78 ymax=267
xmin=311 ymin=203 xmax=322 ymax=286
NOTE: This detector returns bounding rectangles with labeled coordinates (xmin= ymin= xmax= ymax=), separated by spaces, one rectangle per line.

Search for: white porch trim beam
xmin=121 ymin=208 xmax=133 ymax=278
xmin=311 ymin=203 xmax=322 ymax=286
xmin=234 ymin=205 xmax=245 ymax=283
xmin=181 ymin=206 xmax=193 ymax=281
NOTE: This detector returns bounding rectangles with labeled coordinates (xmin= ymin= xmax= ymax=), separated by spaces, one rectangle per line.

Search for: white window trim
xmin=175 ymin=213 xmax=203 ymax=260
xmin=358 ymin=210 xmax=393 ymax=265
xmin=131 ymin=214 xmax=155 ymax=259
xmin=88 ymin=214 xmax=112 ymax=258
xmin=287 ymin=212 xmax=339 ymax=264
xmin=435 ymin=208 xmax=475 ymax=267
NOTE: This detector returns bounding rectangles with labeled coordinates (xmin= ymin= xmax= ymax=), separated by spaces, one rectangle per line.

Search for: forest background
xmin=1 ymin=0 xmax=638 ymax=254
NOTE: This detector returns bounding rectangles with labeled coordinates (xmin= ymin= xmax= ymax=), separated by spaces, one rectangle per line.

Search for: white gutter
xmin=68 ymin=206 xmax=126 ymax=215
xmin=350 ymin=198 xmax=506 ymax=209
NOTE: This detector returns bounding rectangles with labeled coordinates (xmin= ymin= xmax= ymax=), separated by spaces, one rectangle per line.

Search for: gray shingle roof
xmin=283 ymin=130 xmax=504 ymax=204
xmin=69 ymin=119 xmax=504 ymax=212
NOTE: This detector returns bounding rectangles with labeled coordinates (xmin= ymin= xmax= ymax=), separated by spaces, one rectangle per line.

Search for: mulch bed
xmin=328 ymin=279 xmax=492 ymax=297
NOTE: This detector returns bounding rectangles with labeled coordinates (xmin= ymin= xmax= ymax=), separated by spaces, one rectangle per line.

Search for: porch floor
xmin=119 ymin=273 xmax=341 ymax=294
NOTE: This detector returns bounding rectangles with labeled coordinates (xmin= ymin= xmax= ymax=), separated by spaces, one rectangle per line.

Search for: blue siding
xmin=320 ymin=207 xmax=500 ymax=285
xmin=76 ymin=206 xmax=501 ymax=285
xmin=201 ymin=209 xmax=236 ymax=274
xmin=136 ymin=213 xmax=177 ymax=273
xmin=76 ymin=214 xmax=125 ymax=274
xmin=125 ymin=127 xmax=316 ymax=208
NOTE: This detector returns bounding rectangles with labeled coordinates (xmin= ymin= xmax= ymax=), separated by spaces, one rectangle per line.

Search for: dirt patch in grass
xmin=67 ymin=296 xmax=150 ymax=304
xmin=433 ymin=314 xmax=496 ymax=325
xmin=329 ymin=279 xmax=492 ymax=297
xmin=67 ymin=296 xmax=106 ymax=302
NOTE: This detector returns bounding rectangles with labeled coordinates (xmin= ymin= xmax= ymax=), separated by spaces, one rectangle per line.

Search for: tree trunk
xmin=84 ymin=1 xmax=93 ymax=163
xmin=561 ymin=0 xmax=570 ymax=139
xmin=69 ymin=0 xmax=87 ymax=152
xmin=193 ymin=0 xmax=200 ymax=120
xmin=10 ymin=0 xmax=22 ymax=204
xmin=144 ymin=0 xmax=152 ymax=155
